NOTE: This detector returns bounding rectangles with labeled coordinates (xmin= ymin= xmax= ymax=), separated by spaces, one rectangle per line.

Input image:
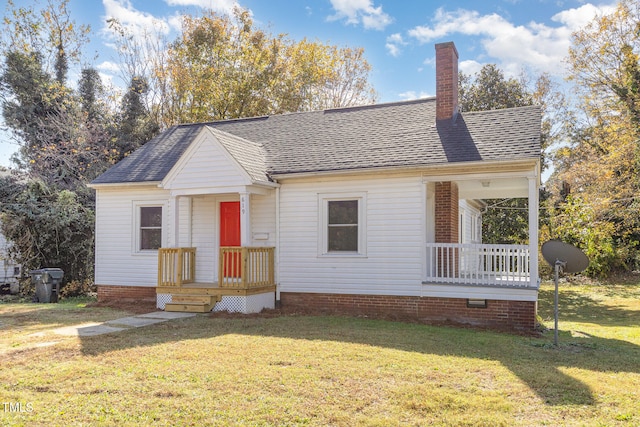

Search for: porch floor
xmin=422 ymin=277 xmax=538 ymax=289
xmin=157 ymin=282 xmax=276 ymax=296
xmin=157 ymin=283 xmax=276 ymax=313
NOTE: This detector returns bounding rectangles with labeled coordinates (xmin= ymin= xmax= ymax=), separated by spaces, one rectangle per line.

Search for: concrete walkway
xmin=51 ymin=311 xmax=196 ymax=337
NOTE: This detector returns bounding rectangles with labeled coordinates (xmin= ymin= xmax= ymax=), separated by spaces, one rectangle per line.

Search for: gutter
xmin=270 ymin=158 xmax=540 ymax=181
xmin=87 ymin=181 xmax=163 ymax=189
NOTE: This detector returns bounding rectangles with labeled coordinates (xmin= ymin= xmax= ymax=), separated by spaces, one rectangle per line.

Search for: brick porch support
xmin=435 ymin=181 xmax=459 ymax=277
xmin=435 ymin=181 xmax=459 ymax=243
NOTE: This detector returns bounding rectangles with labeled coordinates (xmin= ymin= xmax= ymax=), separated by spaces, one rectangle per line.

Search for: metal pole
xmin=554 ymin=261 xmax=559 ymax=346
xmin=554 ymin=260 xmax=566 ymax=346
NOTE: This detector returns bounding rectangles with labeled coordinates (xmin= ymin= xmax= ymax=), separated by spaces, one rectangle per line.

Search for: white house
xmin=0 ymin=231 xmax=20 ymax=294
xmin=0 ymin=170 xmax=21 ymax=294
xmin=90 ymin=42 xmax=541 ymax=331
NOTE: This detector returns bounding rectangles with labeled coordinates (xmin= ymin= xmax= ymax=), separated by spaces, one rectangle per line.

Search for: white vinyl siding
xmin=278 ymin=174 xmax=424 ymax=296
xmin=163 ymin=132 xmax=251 ymax=191
xmin=250 ymin=193 xmax=276 ymax=247
xmin=1 ymin=231 xmax=20 ymax=283
xmin=191 ymin=196 xmax=217 ymax=283
xmin=95 ymin=187 xmax=276 ymax=288
xmin=94 ymin=186 xmax=170 ymax=288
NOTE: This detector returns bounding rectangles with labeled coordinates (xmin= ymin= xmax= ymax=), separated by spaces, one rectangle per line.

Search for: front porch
xmin=156 ymin=247 xmax=276 ymax=313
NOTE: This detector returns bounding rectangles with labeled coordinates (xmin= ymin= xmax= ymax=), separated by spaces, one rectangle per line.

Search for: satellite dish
xmin=541 ymin=239 xmax=589 ymax=346
xmin=542 ymin=240 xmax=589 ymax=274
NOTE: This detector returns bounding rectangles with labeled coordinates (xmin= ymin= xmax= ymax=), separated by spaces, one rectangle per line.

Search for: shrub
xmin=59 ymin=279 xmax=96 ymax=299
xmin=547 ymin=195 xmax=620 ymax=277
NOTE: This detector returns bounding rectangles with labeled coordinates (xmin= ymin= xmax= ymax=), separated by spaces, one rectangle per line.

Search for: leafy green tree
xmin=116 ymin=76 xmax=159 ymax=156
xmin=459 ymin=65 xmax=563 ymax=245
xmin=0 ymin=0 xmax=104 ymax=288
xmin=550 ymin=0 xmax=640 ymax=272
xmin=78 ymin=68 xmax=105 ymax=122
xmin=567 ymin=0 xmax=640 ymax=133
xmin=0 ymin=50 xmax=77 ymax=188
xmin=0 ymin=176 xmax=94 ymax=283
xmin=544 ymin=195 xmax=618 ymax=277
xmin=0 ymin=0 xmax=96 ymax=190
xmin=459 ymin=64 xmax=532 ymax=111
xmin=110 ymin=8 xmax=377 ymax=127
xmin=1 ymin=0 xmax=89 ymax=82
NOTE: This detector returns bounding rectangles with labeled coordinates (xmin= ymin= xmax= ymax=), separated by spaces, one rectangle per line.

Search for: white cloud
xmin=167 ymin=14 xmax=184 ymax=32
xmin=98 ymin=72 xmax=116 ymax=89
xmin=164 ymin=0 xmax=238 ymax=14
xmin=327 ymin=0 xmax=392 ymax=30
xmin=406 ymin=3 xmax=618 ymax=77
xmin=385 ymin=43 xmax=400 ymax=57
xmin=398 ymin=90 xmax=432 ymax=100
xmin=97 ymin=61 xmax=121 ymax=73
xmin=387 ymin=33 xmax=403 ymax=43
xmin=102 ymin=0 xmax=248 ymax=45
xmin=102 ymin=0 xmax=171 ymax=39
xmin=459 ymin=60 xmax=483 ymax=76
xmin=551 ymin=3 xmax=616 ymax=31
xmin=385 ymin=33 xmax=406 ymax=57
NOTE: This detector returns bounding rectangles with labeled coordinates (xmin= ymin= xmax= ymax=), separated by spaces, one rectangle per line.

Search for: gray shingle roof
xmin=91 ymin=98 xmax=540 ymax=185
xmin=206 ymin=127 xmax=270 ymax=183
xmin=92 ymin=125 xmax=201 ymax=184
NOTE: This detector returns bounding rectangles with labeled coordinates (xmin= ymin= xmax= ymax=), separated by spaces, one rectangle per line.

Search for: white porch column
xmin=240 ymin=192 xmax=251 ymax=246
xmin=171 ymin=195 xmax=180 ymax=247
xmin=528 ymin=176 xmax=539 ymax=287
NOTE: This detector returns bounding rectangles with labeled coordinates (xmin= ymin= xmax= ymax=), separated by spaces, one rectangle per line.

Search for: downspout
xmin=275 ymin=186 xmax=281 ymax=302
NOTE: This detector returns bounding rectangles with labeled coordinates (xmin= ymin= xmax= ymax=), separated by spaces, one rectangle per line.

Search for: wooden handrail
xmin=219 ymin=247 xmax=275 ymax=288
xmin=158 ymin=247 xmax=196 ymax=287
xmin=158 ymin=246 xmax=274 ymax=289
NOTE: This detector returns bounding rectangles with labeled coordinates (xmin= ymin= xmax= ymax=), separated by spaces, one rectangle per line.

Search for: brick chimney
xmin=435 ymin=41 xmax=459 ymax=121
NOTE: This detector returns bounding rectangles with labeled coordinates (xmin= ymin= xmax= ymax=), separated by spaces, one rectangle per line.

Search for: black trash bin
xmin=30 ymin=268 xmax=64 ymax=303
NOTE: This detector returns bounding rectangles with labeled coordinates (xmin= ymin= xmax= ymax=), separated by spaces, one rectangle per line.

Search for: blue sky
xmin=0 ymin=0 xmax=618 ymax=167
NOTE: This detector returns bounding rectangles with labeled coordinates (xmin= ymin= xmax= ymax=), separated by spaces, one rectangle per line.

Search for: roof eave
xmin=88 ymin=180 xmax=163 ymax=189
xmin=270 ymin=158 xmax=540 ymax=180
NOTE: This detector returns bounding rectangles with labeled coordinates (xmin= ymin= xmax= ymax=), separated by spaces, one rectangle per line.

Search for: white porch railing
xmin=425 ymin=243 xmax=534 ymax=287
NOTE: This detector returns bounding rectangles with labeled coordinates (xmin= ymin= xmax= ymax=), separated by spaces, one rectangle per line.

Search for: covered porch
xmin=422 ymin=164 xmax=539 ymax=296
xmin=154 ymin=187 xmax=278 ymax=313
xmin=149 ymin=123 xmax=279 ymax=312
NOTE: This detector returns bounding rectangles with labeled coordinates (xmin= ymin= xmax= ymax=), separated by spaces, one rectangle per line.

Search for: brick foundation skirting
xmin=97 ymin=285 xmax=156 ymax=302
xmin=280 ymin=292 xmax=537 ymax=331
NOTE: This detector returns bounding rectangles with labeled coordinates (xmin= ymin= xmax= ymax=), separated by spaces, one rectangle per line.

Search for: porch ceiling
xmin=456 ymin=176 xmax=529 ymax=199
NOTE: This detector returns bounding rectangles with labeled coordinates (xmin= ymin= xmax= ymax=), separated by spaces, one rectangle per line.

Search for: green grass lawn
xmin=1 ymin=279 xmax=639 ymax=426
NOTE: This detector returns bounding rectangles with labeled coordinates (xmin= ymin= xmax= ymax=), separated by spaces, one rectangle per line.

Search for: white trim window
xmin=137 ymin=205 xmax=163 ymax=251
xmin=319 ymin=193 xmax=366 ymax=256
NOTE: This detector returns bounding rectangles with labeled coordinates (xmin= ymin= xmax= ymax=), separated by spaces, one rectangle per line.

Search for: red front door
xmin=220 ymin=201 xmax=241 ymax=277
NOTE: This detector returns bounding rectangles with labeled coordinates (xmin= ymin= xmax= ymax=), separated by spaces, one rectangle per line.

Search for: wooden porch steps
xmin=164 ymin=294 xmax=222 ymax=313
